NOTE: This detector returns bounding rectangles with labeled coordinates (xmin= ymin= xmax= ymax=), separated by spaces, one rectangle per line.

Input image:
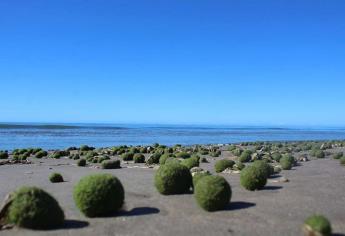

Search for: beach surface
xmin=0 ymin=147 xmax=344 ymax=236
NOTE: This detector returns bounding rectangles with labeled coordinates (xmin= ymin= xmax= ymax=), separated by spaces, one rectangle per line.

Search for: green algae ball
xmin=240 ymin=165 xmax=267 ymax=191
xmin=77 ymin=158 xmax=87 ymax=167
xmin=101 ymin=159 xmax=121 ymax=169
xmin=192 ymin=171 xmax=212 ymax=187
xmin=280 ymin=156 xmax=293 ymax=170
xmin=121 ymin=152 xmax=134 ymax=161
xmin=6 ymin=186 xmax=64 ymax=229
xmin=234 ymin=161 xmax=245 ymax=171
xmin=154 ymin=162 xmax=192 ymax=195
xmin=35 ymin=150 xmax=48 ymax=159
xmin=303 ymin=215 xmax=332 ymax=236
xmin=239 ymin=150 xmax=252 ymax=163
xmin=340 ymin=156 xmax=345 ymax=166
xmin=159 ymin=154 xmax=172 ymax=165
xmin=214 ymin=159 xmax=235 ymax=173
xmin=252 ymin=160 xmax=273 ymax=178
xmin=73 ymin=174 xmax=124 ymax=217
xmin=194 ymin=175 xmax=231 ymax=211
xmin=49 ymin=173 xmax=64 ymax=183
xmin=133 ymin=153 xmax=145 ymax=163
xmin=181 ymin=156 xmax=200 ymax=169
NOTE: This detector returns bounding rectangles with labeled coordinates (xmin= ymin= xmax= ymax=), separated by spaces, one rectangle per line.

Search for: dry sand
xmin=0 ymin=151 xmax=344 ymax=236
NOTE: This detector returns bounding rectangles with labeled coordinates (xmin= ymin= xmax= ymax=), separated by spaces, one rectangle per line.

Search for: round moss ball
xmin=49 ymin=173 xmax=64 ymax=183
xmin=194 ymin=175 xmax=231 ymax=211
xmin=192 ymin=172 xmax=212 ymax=188
xmin=73 ymin=174 xmax=124 ymax=217
xmin=252 ymin=160 xmax=273 ymax=178
xmin=159 ymin=154 xmax=172 ymax=165
xmin=101 ymin=160 xmax=121 ymax=169
xmin=154 ymin=162 xmax=192 ymax=195
xmin=146 ymin=153 xmax=161 ymax=165
xmin=214 ymin=159 xmax=235 ymax=173
xmin=234 ymin=161 xmax=245 ymax=171
xmin=340 ymin=156 xmax=345 ymax=166
xmin=0 ymin=151 xmax=9 ymax=159
xmin=239 ymin=150 xmax=252 ymax=163
xmin=6 ymin=186 xmax=65 ymax=229
xmin=35 ymin=150 xmax=48 ymax=159
xmin=121 ymin=153 xmax=134 ymax=161
xmin=133 ymin=153 xmax=145 ymax=163
xmin=272 ymin=152 xmax=282 ymax=162
xmin=77 ymin=159 xmax=87 ymax=167
xmin=240 ymin=165 xmax=267 ymax=191
xmin=181 ymin=156 xmax=200 ymax=169
xmin=303 ymin=215 xmax=332 ymax=236
xmin=280 ymin=156 xmax=293 ymax=170
xmin=175 ymin=152 xmax=191 ymax=159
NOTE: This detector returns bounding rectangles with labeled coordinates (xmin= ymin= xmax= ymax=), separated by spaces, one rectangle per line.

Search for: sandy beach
xmin=0 ymin=143 xmax=344 ymax=236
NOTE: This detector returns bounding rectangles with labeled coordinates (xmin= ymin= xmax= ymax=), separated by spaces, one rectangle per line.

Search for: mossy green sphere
xmin=280 ymin=156 xmax=293 ymax=170
xmin=73 ymin=174 xmax=124 ymax=217
xmin=101 ymin=160 xmax=121 ymax=169
xmin=77 ymin=159 xmax=87 ymax=167
xmin=192 ymin=172 xmax=212 ymax=187
xmin=159 ymin=154 xmax=172 ymax=165
xmin=35 ymin=150 xmax=47 ymax=159
xmin=154 ymin=162 xmax=192 ymax=195
xmin=133 ymin=153 xmax=145 ymax=163
xmin=49 ymin=173 xmax=64 ymax=183
xmin=340 ymin=156 xmax=345 ymax=166
xmin=252 ymin=160 xmax=273 ymax=178
xmin=240 ymin=165 xmax=267 ymax=191
xmin=175 ymin=152 xmax=191 ymax=159
xmin=121 ymin=153 xmax=134 ymax=161
xmin=303 ymin=215 xmax=332 ymax=236
xmin=181 ymin=156 xmax=200 ymax=169
xmin=214 ymin=159 xmax=235 ymax=173
xmin=239 ymin=150 xmax=252 ymax=163
xmin=6 ymin=186 xmax=65 ymax=229
xmin=194 ymin=175 xmax=231 ymax=211
xmin=234 ymin=161 xmax=245 ymax=171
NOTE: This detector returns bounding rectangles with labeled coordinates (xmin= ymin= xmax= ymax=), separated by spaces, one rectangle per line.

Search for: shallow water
xmin=0 ymin=123 xmax=345 ymax=150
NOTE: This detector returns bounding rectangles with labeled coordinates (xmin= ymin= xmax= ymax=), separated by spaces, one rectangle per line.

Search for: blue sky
xmin=0 ymin=0 xmax=344 ymax=126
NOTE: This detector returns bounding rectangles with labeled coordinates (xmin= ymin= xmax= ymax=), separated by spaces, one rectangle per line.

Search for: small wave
xmin=0 ymin=124 xmax=128 ymax=130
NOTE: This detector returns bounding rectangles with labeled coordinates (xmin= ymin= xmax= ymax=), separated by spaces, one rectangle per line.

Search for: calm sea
xmin=0 ymin=123 xmax=345 ymax=150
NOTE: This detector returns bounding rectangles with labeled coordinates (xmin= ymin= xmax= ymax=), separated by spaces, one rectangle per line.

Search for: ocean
xmin=0 ymin=123 xmax=345 ymax=150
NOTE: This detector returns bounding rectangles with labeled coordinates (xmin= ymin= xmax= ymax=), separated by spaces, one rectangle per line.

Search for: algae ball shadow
xmin=5 ymin=186 xmax=65 ymax=229
xmin=154 ymin=162 xmax=192 ymax=195
xmin=194 ymin=175 xmax=231 ymax=212
xmin=73 ymin=173 xmax=124 ymax=217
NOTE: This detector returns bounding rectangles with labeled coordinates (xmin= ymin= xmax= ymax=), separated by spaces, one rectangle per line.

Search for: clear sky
xmin=0 ymin=0 xmax=344 ymax=126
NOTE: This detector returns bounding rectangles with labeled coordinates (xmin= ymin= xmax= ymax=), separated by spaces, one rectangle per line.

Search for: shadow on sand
xmin=118 ymin=207 xmax=160 ymax=217
xmin=62 ymin=220 xmax=89 ymax=229
xmin=224 ymin=201 xmax=256 ymax=211
xmin=262 ymin=186 xmax=283 ymax=191
xmin=268 ymin=175 xmax=282 ymax=179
